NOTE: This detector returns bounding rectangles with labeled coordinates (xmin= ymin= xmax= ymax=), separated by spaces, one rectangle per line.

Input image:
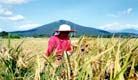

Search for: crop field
xmin=0 ymin=36 xmax=138 ymax=80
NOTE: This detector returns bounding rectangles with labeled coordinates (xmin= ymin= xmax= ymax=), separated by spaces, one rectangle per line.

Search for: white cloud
xmin=4 ymin=10 xmax=13 ymax=15
xmin=107 ymin=8 xmax=133 ymax=18
xmin=125 ymin=24 xmax=138 ymax=29
xmin=100 ymin=22 xmax=121 ymax=31
xmin=126 ymin=8 xmax=133 ymax=15
xmin=100 ymin=22 xmax=138 ymax=32
xmin=0 ymin=0 xmax=37 ymax=31
xmin=0 ymin=14 xmax=25 ymax=21
xmin=0 ymin=0 xmax=29 ymax=4
xmin=0 ymin=28 xmax=2 ymax=32
xmin=7 ymin=15 xmax=25 ymax=21
xmin=121 ymin=8 xmax=133 ymax=16
xmin=18 ymin=23 xmax=40 ymax=30
xmin=0 ymin=5 xmax=25 ymax=21
xmin=0 ymin=8 xmax=13 ymax=16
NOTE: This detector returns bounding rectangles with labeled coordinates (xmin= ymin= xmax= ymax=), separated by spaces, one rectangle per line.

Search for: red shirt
xmin=45 ymin=35 xmax=72 ymax=57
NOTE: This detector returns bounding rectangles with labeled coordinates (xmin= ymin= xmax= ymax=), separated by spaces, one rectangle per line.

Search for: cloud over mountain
xmin=100 ymin=22 xmax=138 ymax=32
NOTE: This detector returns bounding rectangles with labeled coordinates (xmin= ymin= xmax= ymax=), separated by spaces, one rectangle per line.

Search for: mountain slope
xmin=10 ymin=20 xmax=111 ymax=37
xmin=120 ymin=28 xmax=138 ymax=34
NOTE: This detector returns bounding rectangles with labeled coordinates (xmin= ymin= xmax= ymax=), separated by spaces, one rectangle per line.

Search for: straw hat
xmin=55 ymin=24 xmax=75 ymax=32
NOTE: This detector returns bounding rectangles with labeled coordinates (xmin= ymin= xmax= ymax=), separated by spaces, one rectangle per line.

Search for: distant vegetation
xmin=0 ymin=31 xmax=9 ymax=38
xmin=1 ymin=31 xmax=138 ymax=38
xmin=0 ymin=31 xmax=20 ymax=39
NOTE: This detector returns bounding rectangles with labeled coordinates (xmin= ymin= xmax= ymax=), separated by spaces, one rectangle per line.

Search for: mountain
xmin=120 ymin=28 xmax=138 ymax=34
xmin=9 ymin=20 xmax=138 ymax=37
xmin=10 ymin=20 xmax=111 ymax=37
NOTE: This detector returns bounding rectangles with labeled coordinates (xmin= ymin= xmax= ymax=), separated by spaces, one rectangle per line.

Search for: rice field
xmin=0 ymin=36 xmax=138 ymax=80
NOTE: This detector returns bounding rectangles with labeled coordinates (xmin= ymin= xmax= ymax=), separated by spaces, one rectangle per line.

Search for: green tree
xmin=0 ymin=31 xmax=9 ymax=38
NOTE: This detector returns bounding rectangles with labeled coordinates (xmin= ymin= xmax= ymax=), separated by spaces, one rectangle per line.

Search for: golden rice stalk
xmin=0 ymin=46 xmax=11 ymax=60
xmin=34 ymin=55 xmax=41 ymax=80
xmin=17 ymin=56 xmax=27 ymax=68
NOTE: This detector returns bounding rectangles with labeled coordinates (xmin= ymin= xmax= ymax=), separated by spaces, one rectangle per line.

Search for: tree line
xmin=0 ymin=31 xmax=20 ymax=39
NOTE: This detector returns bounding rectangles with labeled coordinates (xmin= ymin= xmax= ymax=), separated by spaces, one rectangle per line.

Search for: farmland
xmin=0 ymin=36 xmax=138 ymax=80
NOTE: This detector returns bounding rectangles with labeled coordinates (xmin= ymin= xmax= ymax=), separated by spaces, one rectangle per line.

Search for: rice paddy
xmin=0 ymin=36 xmax=138 ymax=80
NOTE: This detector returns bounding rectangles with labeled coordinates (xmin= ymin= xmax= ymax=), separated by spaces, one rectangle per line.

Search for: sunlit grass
xmin=0 ymin=36 xmax=138 ymax=80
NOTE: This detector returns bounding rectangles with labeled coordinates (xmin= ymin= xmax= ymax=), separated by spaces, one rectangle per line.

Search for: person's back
xmin=45 ymin=34 xmax=72 ymax=57
xmin=45 ymin=24 xmax=75 ymax=67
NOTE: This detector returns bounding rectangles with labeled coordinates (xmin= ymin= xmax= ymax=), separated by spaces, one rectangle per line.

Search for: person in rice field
xmin=45 ymin=24 xmax=75 ymax=66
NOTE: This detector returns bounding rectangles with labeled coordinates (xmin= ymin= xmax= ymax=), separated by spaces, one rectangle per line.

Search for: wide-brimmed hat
xmin=55 ymin=24 xmax=75 ymax=32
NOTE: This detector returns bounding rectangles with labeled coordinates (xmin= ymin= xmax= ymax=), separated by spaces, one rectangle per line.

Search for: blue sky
xmin=0 ymin=0 xmax=138 ymax=32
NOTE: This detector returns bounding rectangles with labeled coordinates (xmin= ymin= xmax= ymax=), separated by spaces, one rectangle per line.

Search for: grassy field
xmin=0 ymin=36 xmax=138 ymax=80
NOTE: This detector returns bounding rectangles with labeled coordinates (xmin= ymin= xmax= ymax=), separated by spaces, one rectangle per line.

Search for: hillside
xmin=10 ymin=20 xmax=111 ymax=37
xmin=9 ymin=20 xmax=138 ymax=37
